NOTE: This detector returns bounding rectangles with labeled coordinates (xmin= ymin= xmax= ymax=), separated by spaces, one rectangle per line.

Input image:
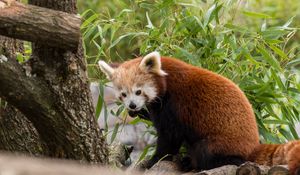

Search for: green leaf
xmin=261 ymin=28 xmax=287 ymax=40
xmin=255 ymin=96 xmax=277 ymax=103
xmin=242 ymin=11 xmax=272 ymax=18
xmin=203 ymin=3 xmax=223 ymax=27
xmin=129 ymin=117 xmax=142 ymax=125
xmin=81 ymin=13 xmax=98 ymax=29
xmin=115 ymin=105 xmax=125 ymax=116
xmin=289 ymin=124 xmax=299 ymax=139
xmin=95 ymin=83 xmax=104 ymax=119
xmin=263 ymin=119 xmax=290 ymax=125
xmin=80 ymin=9 xmax=94 ymax=18
xmin=288 ymin=87 xmax=300 ymax=93
xmin=16 ymin=52 xmax=24 ymax=63
xmin=282 ymin=16 xmax=295 ymax=29
xmin=109 ymin=32 xmax=148 ymax=49
xmin=270 ymin=69 xmax=285 ymax=91
xmin=279 ymin=128 xmax=294 ymax=141
xmin=117 ymin=9 xmax=133 ymax=17
xmin=136 ymin=145 xmax=151 ymax=164
xmin=257 ymin=45 xmax=281 ymax=70
xmin=268 ymin=44 xmax=288 ymax=60
xmin=110 ymin=123 xmax=120 ymax=144
xmin=286 ymin=58 xmax=300 ymax=68
xmin=224 ymin=23 xmax=248 ymax=32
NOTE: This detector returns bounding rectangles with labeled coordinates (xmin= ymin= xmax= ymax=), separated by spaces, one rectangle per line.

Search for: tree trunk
xmin=0 ymin=0 xmax=108 ymax=164
xmin=27 ymin=0 xmax=108 ymax=163
xmin=0 ymin=36 xmax=46 ymax=155
xmin=0 ymin=105 xmax=46 ymax=155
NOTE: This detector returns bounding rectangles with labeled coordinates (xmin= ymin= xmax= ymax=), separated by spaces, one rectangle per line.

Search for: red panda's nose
xmin=129 ymin=102 xmax=136 ymax=110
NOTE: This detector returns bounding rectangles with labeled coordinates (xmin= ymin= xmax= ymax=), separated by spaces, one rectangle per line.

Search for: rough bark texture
xmin=268 ymin=165 xmax=289 ymax=175
xmin=0 ymin=106 xmax=46 ymax=155
xmin=0 ymin=35 xmax=46 ymax=155
xmin=236 ymin=162 xmax=270 ymax=175
xmin=0 ymin=0 xmax=81 ymax=50
xmin=0 ymin=0 xmax=108 ymax=163
xmin=195 ymin=165 xmax=238 ymax=175
xmin=26 ymin=0 xmax=108 ymax=163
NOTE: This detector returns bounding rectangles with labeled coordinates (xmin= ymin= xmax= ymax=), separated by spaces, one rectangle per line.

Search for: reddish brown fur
xmin=248 ymin=141 xmax=300 ymax=174
xmin=156 ymin=57 xmax=258 ymax=157
xmin=111 ymin=58 xmax=166 ymax=96
xmin=287 ymin=141 xmax=300 ymax=174
xmin=112 ymin=56 xmax=300 ymax=173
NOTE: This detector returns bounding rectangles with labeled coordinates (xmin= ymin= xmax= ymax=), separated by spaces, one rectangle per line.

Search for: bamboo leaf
xmin=110 ymin=123 xmax=120 ymax=144
xmin=243 ymin=11 xmax=272 ymax=19
xmin=257 ymin=45 xmax=281 ymax=70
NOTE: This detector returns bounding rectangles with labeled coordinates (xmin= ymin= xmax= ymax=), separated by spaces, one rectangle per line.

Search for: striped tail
xmin=247 ymin=140 xmax=300 ymax=175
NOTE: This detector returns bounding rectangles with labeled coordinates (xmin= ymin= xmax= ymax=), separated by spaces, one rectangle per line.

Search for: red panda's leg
xmin=141 ymin=132 xmax=183 ymax=169
xmin=190 ymin=140 xmax=245 ymax=170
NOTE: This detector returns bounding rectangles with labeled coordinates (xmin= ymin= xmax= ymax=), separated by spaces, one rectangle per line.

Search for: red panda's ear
xmin=139 ymin=51 xmax=167 ymax=76
xmin=98 ymin=60 xmax=115 ymax=80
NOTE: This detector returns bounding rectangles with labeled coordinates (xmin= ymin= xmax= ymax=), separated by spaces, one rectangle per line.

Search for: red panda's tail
xmin=247 ymin=141 xmax=300 ymax=175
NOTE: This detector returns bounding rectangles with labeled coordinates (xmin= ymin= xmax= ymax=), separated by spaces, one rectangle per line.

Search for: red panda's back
xmin=161 ymin=57 xmax=259 ymax=158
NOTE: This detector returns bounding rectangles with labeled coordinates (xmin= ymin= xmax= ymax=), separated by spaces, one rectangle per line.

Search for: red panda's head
xmin=98 ymin=51 xmax=167 ymax=111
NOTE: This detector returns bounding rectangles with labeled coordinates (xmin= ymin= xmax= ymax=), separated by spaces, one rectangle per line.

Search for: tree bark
xmin=236 ymin=162 xmax=270 ymax=175
xmin=0 ymin=0 xmax=81 ymax=50
xmin=0 ymin=35 xmax=46 ymax=155
xmin=26 ymin=0 xmax=108 ymax=163
xmin=0 ymin=106 xmax=46 ymax=155
xmin=0 ymin=0 xmax=108 ymax=163
xmin=268 ymin=165 xmax=289 ymax=175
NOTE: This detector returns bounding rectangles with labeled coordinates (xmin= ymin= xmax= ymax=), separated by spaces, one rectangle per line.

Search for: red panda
xmin=98 ymin=51 xmax=300 ymax=174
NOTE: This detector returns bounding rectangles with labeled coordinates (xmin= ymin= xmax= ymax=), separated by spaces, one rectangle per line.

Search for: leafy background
xmin=79 ymin=0 xmax=300 ymax=144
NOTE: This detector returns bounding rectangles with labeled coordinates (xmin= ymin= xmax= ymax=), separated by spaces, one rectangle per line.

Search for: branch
xmin=0 ymin=54 xmax=64 ymax=154
xmin=0 ymin=52 xmax=107 ymax=162
xmin=0 ymin=105 xmax=47 ymax=155
xmin=0 ymin=55 xmax=55 ymax=116
xmin=0 ymin=0 xmax=81 ymax=50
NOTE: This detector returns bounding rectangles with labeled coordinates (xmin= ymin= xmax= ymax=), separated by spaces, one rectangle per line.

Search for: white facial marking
xmin=113 ymin=83 xmax=158 ymax=111
xmin=142 ymin=82 xmax=157 ymax=101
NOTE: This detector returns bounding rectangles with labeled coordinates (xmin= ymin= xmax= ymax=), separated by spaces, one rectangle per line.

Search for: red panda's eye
xmin=121 ymin=93 xmax=127 ymax=97
xmin=135 ymin=90 xmax=142 ymax=96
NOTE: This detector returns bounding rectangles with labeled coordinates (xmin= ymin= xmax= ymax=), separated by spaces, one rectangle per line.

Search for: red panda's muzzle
xmin=128 ymin=109 xmax=151 ymax=121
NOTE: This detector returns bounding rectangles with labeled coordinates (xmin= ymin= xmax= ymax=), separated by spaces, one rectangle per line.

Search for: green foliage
xmin=16 ymin=42 xmax=31 ymax=63
xmin=80 ymin=0 xmax=300 ymax=148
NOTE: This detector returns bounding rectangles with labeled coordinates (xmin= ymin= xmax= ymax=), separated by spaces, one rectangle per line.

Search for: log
xmin=145 ymin=160 xmax=181 ymax=175
xmin=195 ymin=165 xmax=238 ymax=175
xmin=268 ymin=165 xmax=289 ymax=175
xmin=236 ymin=162 xmax=270 ymax=175
xmin=0 ymin=153 xmax=140 ymax=175
xmin=0 ymin=0 xmax=81 ymax=50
